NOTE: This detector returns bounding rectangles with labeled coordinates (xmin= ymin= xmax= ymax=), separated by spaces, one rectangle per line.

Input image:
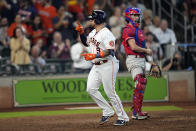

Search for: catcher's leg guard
xmin=132 ymin=74 xmax=148 ymax=120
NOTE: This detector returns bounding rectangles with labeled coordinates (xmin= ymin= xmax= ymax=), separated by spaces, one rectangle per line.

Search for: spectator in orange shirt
xmin=67 ymin=0 xmax=84 ymax=15
xmin=86 ymin=0 xmax=96 ymax=14
xmin=28 ymin=15 xmax=47 ymax=46
xmin=8 ymin=14 xmax=28 ymax=37
xmin=33 ymin=0 xmax=57 ymax=34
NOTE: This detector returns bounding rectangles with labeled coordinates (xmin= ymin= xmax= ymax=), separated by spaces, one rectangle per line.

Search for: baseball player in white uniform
xmin=75 ymin=10 xmax=129 ymax=126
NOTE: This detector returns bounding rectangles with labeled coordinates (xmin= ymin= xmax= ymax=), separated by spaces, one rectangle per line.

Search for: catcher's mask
xmin=125 ymin=7 xmax=142 ymax=27
xmin=89 ymin=10 xmax=107 ymax=25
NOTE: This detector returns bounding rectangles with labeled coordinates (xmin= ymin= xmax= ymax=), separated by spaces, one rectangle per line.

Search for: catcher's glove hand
xmin=149 ymin=64 xmax=162 ymax=78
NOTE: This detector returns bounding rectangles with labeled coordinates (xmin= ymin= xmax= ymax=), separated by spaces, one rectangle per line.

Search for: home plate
xmin=65 ymin=106 xmax=100 ymax=110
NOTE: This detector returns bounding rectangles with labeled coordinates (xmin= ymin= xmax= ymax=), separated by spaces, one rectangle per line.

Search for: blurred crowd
xmin=0 ymin=0 xmax=195 ymax=76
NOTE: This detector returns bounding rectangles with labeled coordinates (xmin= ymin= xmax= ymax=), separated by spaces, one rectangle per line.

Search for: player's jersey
xmin=87 ymin=27 xmax=116 ymax=63
xmin=122 ymin=24 xmax=146 ymax=57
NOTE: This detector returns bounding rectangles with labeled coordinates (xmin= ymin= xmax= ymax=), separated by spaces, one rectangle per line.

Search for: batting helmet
xmin=90 ymin=10 xmax=107 ymax=25
xmin=125 ymin=7 xmax=142 ymax=27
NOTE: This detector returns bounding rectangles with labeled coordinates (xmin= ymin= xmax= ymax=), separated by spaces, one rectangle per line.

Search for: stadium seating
xmin=18 ymin=64 xmax=39 ymax=76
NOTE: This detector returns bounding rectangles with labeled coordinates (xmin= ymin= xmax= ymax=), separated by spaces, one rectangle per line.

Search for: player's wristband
xmin=96 ymin=51 xmax=105 ymax=58
xmin=96 ymin=53 xmax=101 ymax=58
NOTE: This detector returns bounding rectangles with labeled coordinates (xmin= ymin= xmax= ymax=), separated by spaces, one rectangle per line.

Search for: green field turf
xmin=0 ymin=106 xmax=183 ymax=119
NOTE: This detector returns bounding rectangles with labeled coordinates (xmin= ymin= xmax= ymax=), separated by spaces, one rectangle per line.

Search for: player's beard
xmin=89 ymin=23 xmax=95 ymax=28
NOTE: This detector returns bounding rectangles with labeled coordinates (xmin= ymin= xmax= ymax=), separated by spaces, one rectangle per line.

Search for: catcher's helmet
xmin=125 ymin=7 xmax=142 ymax=27
xmin=90 ymin=10 xmax=106 ymax=25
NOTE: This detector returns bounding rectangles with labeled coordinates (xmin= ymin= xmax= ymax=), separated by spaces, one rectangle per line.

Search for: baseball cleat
xmin=132 ymin=112 xmax=148 ymax=120
xmin=142 ymin=112 xmax=150 ymax=118
xmin=99 ymin=115 xmax=113 ymax=125
xmin=113 ymin=120 xmax=128 ymax=126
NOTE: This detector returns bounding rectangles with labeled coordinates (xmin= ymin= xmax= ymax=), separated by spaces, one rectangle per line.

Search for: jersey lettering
xmin=88 ymin=28 xmax=115 ymax=56
xmin=90 ymin=37 xmax=100 ymax=46
xmin=90 ymin=37 xmax=101 ymax=53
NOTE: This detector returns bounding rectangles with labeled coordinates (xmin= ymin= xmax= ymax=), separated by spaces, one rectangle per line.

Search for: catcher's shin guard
xmin=132 ymin=74 xmax=148 ymax=119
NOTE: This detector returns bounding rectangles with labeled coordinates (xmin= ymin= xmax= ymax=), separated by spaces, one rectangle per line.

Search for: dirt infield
xmin=0 ymin=102 xmax=196 ymax=131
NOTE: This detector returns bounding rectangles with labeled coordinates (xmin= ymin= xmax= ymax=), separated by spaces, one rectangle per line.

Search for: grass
xmin=0 ymin=106 xmax=183 ymax=119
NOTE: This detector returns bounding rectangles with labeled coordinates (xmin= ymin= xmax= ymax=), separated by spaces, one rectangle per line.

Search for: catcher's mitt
xmin=149 ymin=64 xmax=162 ymax=78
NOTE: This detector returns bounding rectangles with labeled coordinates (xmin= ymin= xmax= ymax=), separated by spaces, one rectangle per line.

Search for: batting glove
xmin=81 ymin=53 xmax=96 ymax=61
xmin=75 ymin=21 xmax=84 ymax=34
